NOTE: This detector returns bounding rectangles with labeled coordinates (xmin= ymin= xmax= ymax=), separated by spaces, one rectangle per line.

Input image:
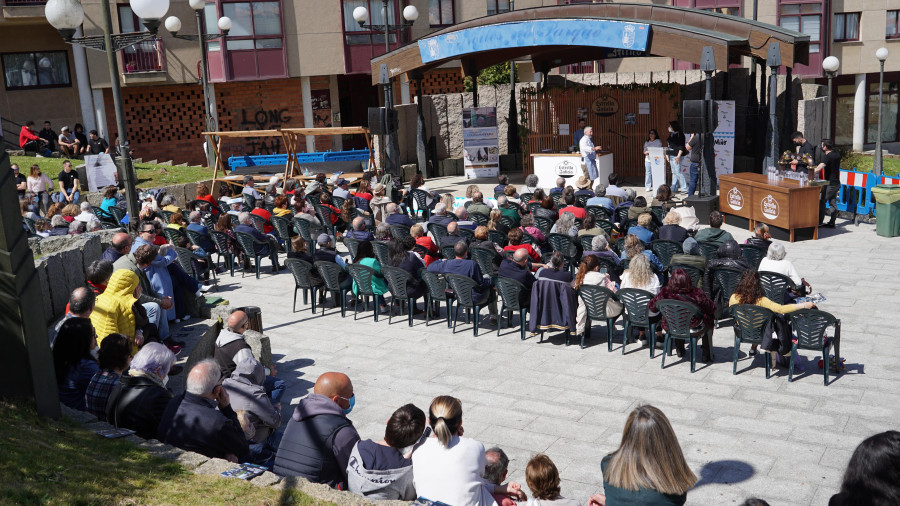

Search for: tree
xmin=463 ymin=62 xmax=520 ymax=92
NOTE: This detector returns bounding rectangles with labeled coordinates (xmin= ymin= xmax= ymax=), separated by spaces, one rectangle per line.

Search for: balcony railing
xmin=2 ymin=0 xmax=47 ymax=5
xmin=121 ymin=38 xmax=165 ymax=74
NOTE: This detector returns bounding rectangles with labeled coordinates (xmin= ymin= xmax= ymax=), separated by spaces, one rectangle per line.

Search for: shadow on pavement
xmin=693 ymin=459 xmax=755 ymax=489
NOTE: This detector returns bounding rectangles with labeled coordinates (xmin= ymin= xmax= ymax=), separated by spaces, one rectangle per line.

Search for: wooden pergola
xmin=201 ymin=126 xmax=375 ymax=189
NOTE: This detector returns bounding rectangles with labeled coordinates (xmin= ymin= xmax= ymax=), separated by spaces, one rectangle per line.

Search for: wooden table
xmin=718 ymin=173 xmax=823 ymax=242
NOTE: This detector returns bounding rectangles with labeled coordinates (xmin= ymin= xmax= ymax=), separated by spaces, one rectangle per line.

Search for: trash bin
xmin=871 ymin=184 xmax=900 ymax=237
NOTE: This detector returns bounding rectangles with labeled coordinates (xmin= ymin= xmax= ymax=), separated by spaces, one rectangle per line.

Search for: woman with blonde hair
xmin=620 ymin=234 xmax=664 ymax=273
xmin=440 ymin=192 xmax=456 ymax=213
xmin=61 ymin=203 xmax=81 ymax=221
xmin=488 ymin=208 xmax=509 ymax=236
xmin=574 ymin=255 xmax=623 ymax=337
xmin=658 ymin=210 xmax=688 ymax=243
xmin=620 ymin=253 xmax=660 ymax=295
xmin=412 ymin=395 xmax=522 ymax=506
xmin=589 ymin=405 xmax=696 ymax=506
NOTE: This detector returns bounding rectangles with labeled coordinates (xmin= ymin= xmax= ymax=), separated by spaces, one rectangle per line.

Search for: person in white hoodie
xmin=347 ymin=403 xmax=427 ymax=500
xmin=412 ymin=395 xmax=523 ymax=506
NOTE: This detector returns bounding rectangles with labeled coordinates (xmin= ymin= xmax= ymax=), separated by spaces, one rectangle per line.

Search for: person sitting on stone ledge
xmin=48 ymin=215 xmax=69 ymax=236
xmin=102 ymin=232 xmax=131 ymax=263
xmin=158 ymin=359 xmax=249 ymax=462
xmin=525 ymin=454 xmax=581 ymax=506
xmin=85 ymin=333 xmax=131 ymax=420
xmin=52 ymin=317 xmax=99 ymax=412
xmin=68 ymin=219 xmax=87 ymax=235
xmin=160 ymin=195 xmax=181 ymax=215
xmin=50 ymin=286 xmax=95 ymax=347
xmin=345 ymin=216 xmax=375 ymax=241
xmin=91 ymin=269 xmax=157 ymax=354
xmin=113 ymin=245 xmax=174 ymax=347
xmin=484 ymin=447 xmax=526 ymax=506
xmin=74 ymin=201 xmax=99 ymax=227
xmin=694 ymin=211 xmax=733 ymax=248
xmin=105 ymin=342 xmax=175 ymax=438
xmin=215 ymin=310 xmax=285 ymax=407
xmin=347 ymin=403 xmax=427 ymax=500
xmin=86 ymin=259 xmax=113 ymax=297
xmin=413 ymin=395 xmax=522 ymax=506
xmin=274 ymin=372 xmax=361 ymax=489
xmin=224 ymin=358 xmax=283 ymax=469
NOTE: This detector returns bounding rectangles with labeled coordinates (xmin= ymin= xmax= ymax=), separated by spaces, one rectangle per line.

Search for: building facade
xmin=1 ymin=0 xmax=896 ymax=163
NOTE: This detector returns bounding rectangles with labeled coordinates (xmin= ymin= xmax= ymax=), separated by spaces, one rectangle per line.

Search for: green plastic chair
xmin=382 ymin=266 xmax=421 ymax=327
xmin=758 ymin=271 xmax=798 ymax=304
xmin=209 ymin=231 xmax=234 ymax=276
xmin=495 ymin=276 xmax=529 ymax=341
xmin=162 ymin=227 xmax=186 ymax=245
xmin=445 ymin=274 xmax=491 ymax=337
xmin=430 ymin=223 xmax=449 ymax=245
xmin=586 ymin=206 xmax=612 ymax=222
xmin=421 ymin=270 xmax=454 ymax=328
xmin=788 ymin=309 xmax=841 ymax=386
xmin=390 ymin=224 xmax=412 ymax=240
xmin=235 ymin=232 xmax=275 ymax=279
xmin=372 ymin=241 xmax=391 ymax=266
xmin=470 ymin=212 xmax=489 ymax=227
xmin=740 ymin=244 xmax=767 ymax=270
xmin=285 ymin=258 xmax=323 ymax=313
xmin=698 ymin=241 xmax=720 ymax=261
xmin=314 ymin=261 xmax=350 ymax=317
xmin=651 ymin=240 xmax=682 ymax=269
xmin=617 ymin=288 xmax=659 ymax=357
xmin=533 ymin=216 xmax=554 ymax=234
xmin=657 ymin=299 xmax=711 ymax=373
xmin=730 ymin=304 xmax=774 ymax=378
xmin=669 ymin=263 xmax=703 ymax=287
xmin=578 ymin=284 xmax=620 ymax=350
xmin=470 ymin=247 xmax=499 ymax=279
xmin=347 ymin=264 xmax=380 ymax=322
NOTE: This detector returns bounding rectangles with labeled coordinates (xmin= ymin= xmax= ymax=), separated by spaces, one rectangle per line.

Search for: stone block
xmin=163 ymin=185 xmax=184 ymax=208
xmin=91 ymin=229 xmax=122 ymax=250
xmin=60 ymin=403 xmax=97 ymax=423
xmin=59 ymin=247 xmax=85 ymax=299
xmin=36 ymin=258 xmax=53 ymax=323
xmin=651 ymin=71 xmax=670 ymax=83
xmin=599 ymin=73 xmax=616 ymax=86
xmin=81 ymin=234 xmax=101 ymax=273
xmin=401 ymin=163 xmax=417 ymax=182
xmin=43 ymin=254 xmax=68 ymax=317
xmin=85 ymin=192 xmax=104 ymax=207
xmin=174 ymin=450 xmax=210 ymax=470
xmin=617 ymin=73 xmax=635 ymax=85
xmin=28 ymin=237 xmax=41 ymax=257
xmin=182 ymin=183 xmax=197 ymax=205
xmin=447 ymin=94 xmax=464 ymax=159
xmin=139 ymin=440 xmax=186 ymax=461
xmin=194 ymin=457 xmax=235 ymax=476
xmin=634 ymin=72 xmax=651 ymax=84
xmin=671 ymin=69 xmax=687 ymax=85
xmin=250 ymin=471 xmax=282 ymax=487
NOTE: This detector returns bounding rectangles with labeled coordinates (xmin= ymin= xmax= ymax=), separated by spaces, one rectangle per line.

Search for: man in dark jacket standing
xmin=274 ymin=372 xmax=360 ymax=489
xmin=157 ymin=359 xmax=249 ymax=462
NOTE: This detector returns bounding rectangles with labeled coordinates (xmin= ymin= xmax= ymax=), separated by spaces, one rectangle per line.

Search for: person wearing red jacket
xmin=19 ymin=121 xmax=49 ymax=154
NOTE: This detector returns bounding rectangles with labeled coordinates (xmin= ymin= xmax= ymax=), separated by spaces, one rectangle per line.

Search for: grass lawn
xmin=10 ymin=156 xmax=214 ymax=189
xmin=841 ymin=152 xmax=900 ymax=177
xmin=0 ymin=400 xmax=329 ymax=505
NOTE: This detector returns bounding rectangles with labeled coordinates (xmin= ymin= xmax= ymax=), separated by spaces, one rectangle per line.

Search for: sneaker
xmin=199 ymin=284 xmax=212 ymax=293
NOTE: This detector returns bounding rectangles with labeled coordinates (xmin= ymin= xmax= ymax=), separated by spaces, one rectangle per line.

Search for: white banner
xmin=683 ymin=100 xmax=736 ymax=179
xmin=84 ymin=154 xmax=118 ymax=192
xmin=462 ymin=107 xmax=499 ymax=179
xmin=648 ymin=147 xmax=667 ymax=193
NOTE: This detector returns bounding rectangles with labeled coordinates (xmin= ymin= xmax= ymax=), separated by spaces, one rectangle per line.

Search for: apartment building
xmin=1 ymin=0 xmax=896 ymax=164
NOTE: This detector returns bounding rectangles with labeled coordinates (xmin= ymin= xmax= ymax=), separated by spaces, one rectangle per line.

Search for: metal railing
xmin=121 ymin=38 xmax=165 ymax=73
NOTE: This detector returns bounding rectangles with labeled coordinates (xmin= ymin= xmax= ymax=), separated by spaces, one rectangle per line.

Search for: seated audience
xmin=484 ymin=447 xmax=527 ymax=506
xmin=627 ymin=213 xmax=656 ymax=244
xmin=287 ymin=235 xmax=315 ymax=264
xmin=241 ymin=176 xmax=262 ymax=201
xmin=651 ymin=184 xmax=675 ymax=210
xmin=586 ymin=184 xmax=614 ymax=210
xmin=729 ymin=270 xmax=815 ymax=362
xmin=658 ymin=210 xmax=689 ymax=244
xmin=427 ymin=241 xmax=497 ymax=322
xmin=160 ymin=195 xmax=181 ymax=215
xmin=525 ymin=454 xmax=580 ymax=506
xmin=439 ymin=221 xmax=467 ymax=248
xmin=472 ymin=226 xmax=504 ymax=260
xmin=551 ymin=211 xmax=578 ymax=238
xmin=413 ymin=395 xmax=521 ymax=506
xmin=574 ymin=255 xmax=623 ymax=337
xmin=620 ymin=234 xmax=664 ymax=274
xmin=224 ymin=358 xmax=283 ymax=468
xmin=407 ymin=173 xmax=437 ymax=211
xmin=534 ymin=196 xmax=559 ymax=223
xmin=467 ymin=191 xmax=492 ymax=218
xmin=345 ymin=216 xmax=375 ymax=241
xmin=455 ymin=206 xmax=476 ymax=230
xmin=167 ymin=212 xmax=187 ymax=231
xmin=50 ymin=286 xmax=95 ymax=347
xmin=105 ymin=342 xmax=175 ymax=438
xmin=549 ymin=177 xmax=566 ymax=195
xmin=352 ymin=240 xmax=389 ymax=310
xmin=195 ymin=183 xmax=220 ymax=214
xmin=388 ymin=237 xmax=426 ymax=302
xmin=85 ymin=333 xmax=131 ymax=419
xmin=497 ymin=195 xmax=523 ymax=227
xmin=347 ymin=403 xmax=427 ymax=500
xmin=558 ymin=190 xmax=587 ymax=220
xmin=575 ymin=176 xmax=595 ymax=199
xmin=429 ymin=202 xmax=455 ymax=228
xmin=745 ymin=223 xmax=772 ymax=249
xmin=113 ymin=244 xmax=174 ymax=343
xmin=274 ymin=372 xmax=361 ymax=489
xmin=828 ymin=430 xmax=900 ymax=506
xmin=757 ymin=242 xmax=809 ymax=297
xmin=504 ymin=184 xmax=520 ymax=204
xmin=215 ymin=310 xmax=285 ymax=403
xmin=90 ymin=269 xmax=144 ymax=352
xmin=669 ymin=238 xmax=708 ymax=272
xmin=522 ymin=173 xmax=540 ymax=194
xmin=578 ymin=214 xmax=606 ymax=239
xmin=53 ymin=317 xmax=99 ymax=411
xmin=100 ymin=186 xmax=120 ymax=215
xmin=498 ymin=248 xmax=537 ymax=305
xmin=410 ymin=223 xmax=438 ymax=265
xmin=589 ymin=405 xmax=696 ymax=506
xmin=494 ymin=174 xmax=511 ymax=196
xmin=49 ymin=215 xmax=70 ymax=236
xmin=235 ymin=212 xmax=281 ymax=273
xmin=649 ymin=269 xmax=715 ymax=362
xmin=489 ymin=209 xmax=511 ymax=236
xmin=694 ymin=211 xmax=733 ymax=247
xmin=606 ymin=173 xmax=628 ymax=198
xmin=703 ymin=240 xmax=752 ymax=305
xmin=628 ymin=196 xmax=651 ymax=221
xmin=520 ymin=214 xmax=547 ymax=244
xmin=536 ymin=252 xmax=572 ymax=283
xmin=158 ymin=359 xmax=249 ymax=462
xmin=385 ymin=203 xmax=415 ymax=227
xmin=504 ymin=228 xmax=541 ymax=263
xmin=370 ymin=183 xmax=392 ymax=223
xmin=621 ymin=254 xmax=662 ymax=343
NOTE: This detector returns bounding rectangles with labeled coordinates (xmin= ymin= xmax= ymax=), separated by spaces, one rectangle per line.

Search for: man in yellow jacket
xmin=91 ymin=269 xmax=141 ymax=353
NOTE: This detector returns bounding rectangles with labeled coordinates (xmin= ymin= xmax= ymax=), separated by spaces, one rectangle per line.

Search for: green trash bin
xmin=871 ymin=184 xmax=900 ymax=237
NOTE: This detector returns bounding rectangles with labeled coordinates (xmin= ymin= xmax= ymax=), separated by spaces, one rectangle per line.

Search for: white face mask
xmin=668 ymin=127 xmax=674 ymax=133
xmin=90 ymin=347 xmax=99 ymax=359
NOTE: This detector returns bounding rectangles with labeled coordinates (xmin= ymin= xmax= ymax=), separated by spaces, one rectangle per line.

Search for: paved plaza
xmin=220 ymin=176 xmax=900 ymax=505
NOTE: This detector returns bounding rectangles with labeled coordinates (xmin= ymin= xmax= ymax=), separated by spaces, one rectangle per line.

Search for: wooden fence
xmin=522 ymin=84 xmax=681 ymax=180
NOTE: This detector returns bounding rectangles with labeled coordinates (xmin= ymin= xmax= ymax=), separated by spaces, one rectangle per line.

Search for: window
xmin=117 ymin=5 xmax=164 ymax=73
xmin=888 ymin=10 xmax=900 ymax=39
xmin=779 ymin=3 xmax=822 ymax=53
xmin=2 ymin=51 xmax=71 ymax=90
xmin=833 ymin=12 xmax=860 ymax=41
xmin=222 ymin=1 xmax=282 ymax=51
xmin=487 ymin=0 xmax=509 ymax=16
xmin=867 ymin=82 xmax=899 ymax=143
xmin=694 ymin=0 xmax=742 ymax=16
xmin=429 ymin=0 xmax=454 ymax=26
xmin=342 ymin=0 xmax=400 ymax=45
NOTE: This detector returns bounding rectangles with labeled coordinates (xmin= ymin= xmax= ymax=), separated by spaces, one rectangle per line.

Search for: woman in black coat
xmin=389 ymin=236 xmax=426 ymax=300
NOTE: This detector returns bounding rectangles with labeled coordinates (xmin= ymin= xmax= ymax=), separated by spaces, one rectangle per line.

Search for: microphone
xmin=607 ymin=129 xmax=626 ymax=139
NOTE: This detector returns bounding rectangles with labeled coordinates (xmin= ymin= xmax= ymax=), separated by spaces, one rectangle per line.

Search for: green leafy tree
xmin=463 ymin=62 xmax=520 ymax=92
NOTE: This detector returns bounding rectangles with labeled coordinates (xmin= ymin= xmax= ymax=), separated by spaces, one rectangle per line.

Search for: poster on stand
xmin=84 ymin=154 xmax=119 ymax=192
xmin=462 ymin=107 xmax=499 ymax=179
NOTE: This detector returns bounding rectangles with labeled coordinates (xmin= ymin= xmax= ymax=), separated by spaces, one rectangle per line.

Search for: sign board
xmin=83 ymin=154 xmax=118 ymax=192
xmin=462 ymin=107 xmax=499 ymax=179
xmin=559 ymin=123 xmax=570 ymax=136
xmin=591 ymin=96 xmax=619 ymax=117
xmin=683 ymin=100 xmax=736 ymax=177
xmin=418 ymin=19 xmax=649 ymax=63
xmin=648 ymin=147 xmax=667 ymax=193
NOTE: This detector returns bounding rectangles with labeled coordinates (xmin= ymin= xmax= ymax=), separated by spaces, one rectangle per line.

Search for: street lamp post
xmin=874 ymin=47 xmax=889 ymax=176
xmin=165 ymin=0 xmax=232 ymax=170
xmin=353 ymin=2 xmax=418 ymax=178
xmin=45 ymin=0 xmax=231 ymax=227
xmin=822 ymin=56 xmax=840 ymax=143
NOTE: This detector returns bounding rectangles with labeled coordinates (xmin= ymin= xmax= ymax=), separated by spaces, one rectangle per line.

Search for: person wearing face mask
xmin=52 ymin=317 xmax=100 ymax=411
xmin=105 ymin=342 xmax=176 ymax=439
xmin=274 ymin=372 xmax=361 ymax=490
xmin=214 ymin=310 xmax=285 ymax=406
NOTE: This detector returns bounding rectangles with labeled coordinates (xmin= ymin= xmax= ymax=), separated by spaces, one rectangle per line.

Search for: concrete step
xmin=159 ymin=160 xmax=173 ymax=166
xmin=175 ymin=162 xmax=188 ymax=167
xmin=133 ymin=157 xmax=143 ymax=163
xmin=143 ymin=159 xmax=158 ymax=165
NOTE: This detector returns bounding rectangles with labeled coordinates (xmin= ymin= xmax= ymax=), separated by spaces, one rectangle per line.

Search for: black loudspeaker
xmin=684 ymin=195 xmax=719 ymax=225
xmin=368 ymin=107 xmax=385 ymax=135
xmin=682 ymin=100 xmax=718 ymax=133
xmin=384 ymin=107 xmax=398 ymax=135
